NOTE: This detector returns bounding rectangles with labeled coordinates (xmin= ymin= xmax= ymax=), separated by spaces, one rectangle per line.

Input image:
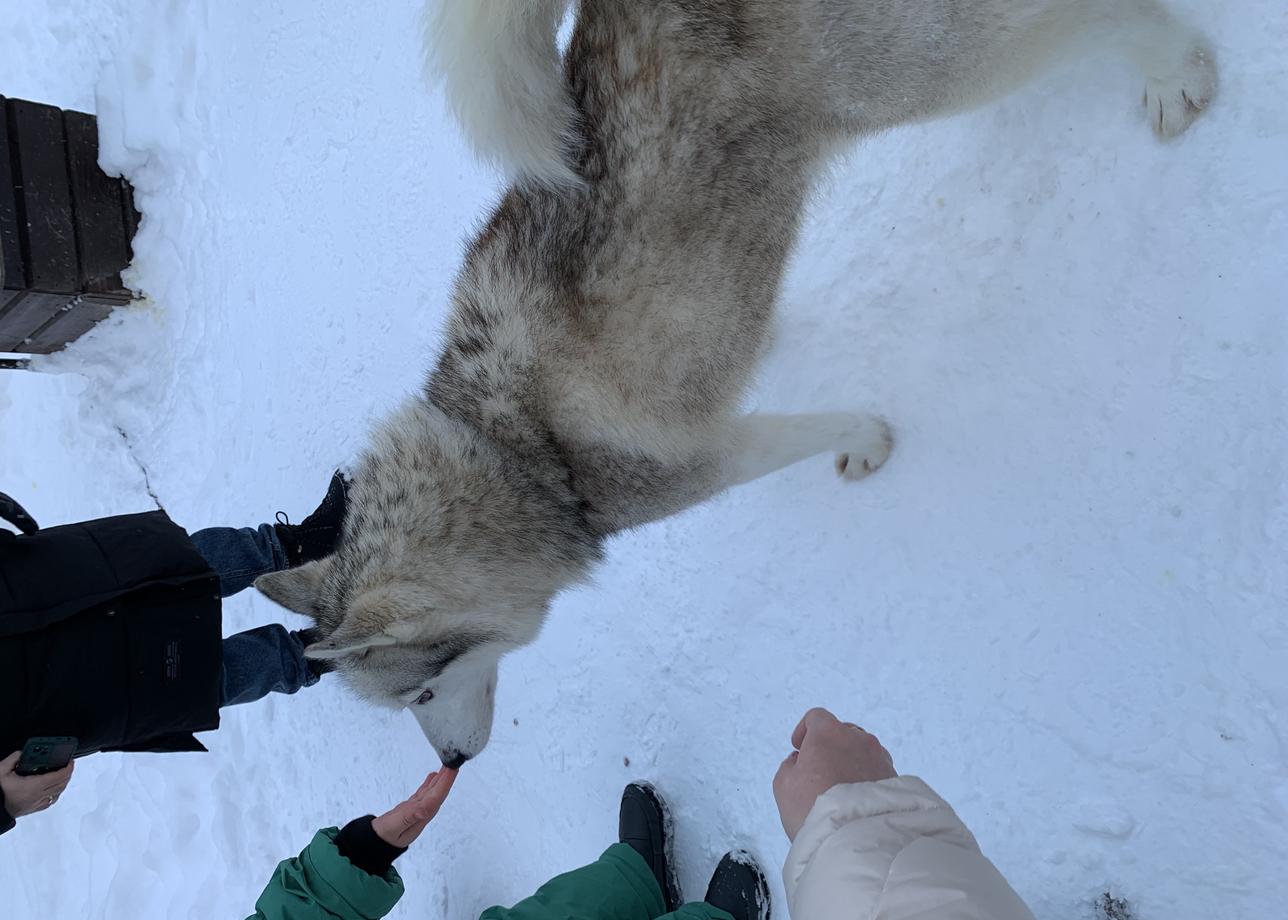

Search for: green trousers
xmin=480 ymin=843 xmax=734 ymax=920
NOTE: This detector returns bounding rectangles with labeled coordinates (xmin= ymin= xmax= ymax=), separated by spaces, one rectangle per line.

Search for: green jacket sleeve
xmin=247 ymin=827 xmax=406 ymax=920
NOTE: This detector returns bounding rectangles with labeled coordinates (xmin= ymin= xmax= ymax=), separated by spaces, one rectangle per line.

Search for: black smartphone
xmin=15 ymin=737 xmax=78 ymax=776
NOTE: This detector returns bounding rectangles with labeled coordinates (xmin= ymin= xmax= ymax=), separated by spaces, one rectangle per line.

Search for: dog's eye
xmin=416 ymin=690 xmax=434 ymax=705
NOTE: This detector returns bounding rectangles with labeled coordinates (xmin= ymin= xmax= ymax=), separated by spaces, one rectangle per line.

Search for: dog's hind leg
xmin=721 ymin=413 xmax=893 ymax=489
xmin=820 ymin=0 xmax=1217 ymax=139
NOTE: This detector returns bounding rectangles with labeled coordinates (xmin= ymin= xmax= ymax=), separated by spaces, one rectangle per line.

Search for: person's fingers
xmin=387 ymin=772 xmax=438 ymax=815
xmin=792 ymin=707 xmax=838 ymax=750
xmin=402 ymin=771 xmax=437 ymax=805
xmin=373 ymin=769 xmax=462 ymax=848
xmin=418 ymin=767 xmax=456 ymax=802
xmin=393 ymin=770 xmax=458 ymax=845
xmin=416 ymin=768 xmax=457 ymax=819
xmin=790 ymin=713 xmax=808 ymax=750
xmin=39 ymin=781 xmax=66 ymax=799
xmin=45 ymin=761 xmax=74 ymax=793
xmin=0 ymin=751 xmax=19 ymax=773
xmin=399 ymin=804 xmax=436 ymax=842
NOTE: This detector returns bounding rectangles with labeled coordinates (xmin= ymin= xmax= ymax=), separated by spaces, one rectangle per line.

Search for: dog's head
xmin=256 ymin=402 xmax=599 ymax=765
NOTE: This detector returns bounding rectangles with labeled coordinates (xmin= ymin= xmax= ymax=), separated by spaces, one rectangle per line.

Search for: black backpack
xmin=0 ymin=499 xmax=223 ymax=757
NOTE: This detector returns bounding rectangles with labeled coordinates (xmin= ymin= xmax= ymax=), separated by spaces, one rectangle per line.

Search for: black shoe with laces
xmin=274 ymin=471 xmax=350 ymax=567
xmin=619 ymin=783 xmax=682 ymax=912
xmin=705 ymin=851 xmax=771 ymax=920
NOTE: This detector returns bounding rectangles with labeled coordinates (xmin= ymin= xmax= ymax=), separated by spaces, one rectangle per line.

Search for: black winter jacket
xmin=0 ymin=507 xmax=222 ymax=834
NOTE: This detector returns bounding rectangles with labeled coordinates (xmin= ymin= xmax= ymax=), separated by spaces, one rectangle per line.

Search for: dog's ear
xmin=303 ymin=633 xmax=399 ymax=660
xmin=255 ymin=559 xmax=332 ymax=617
xmin=300 ymin=585 xmax=427 ymax=659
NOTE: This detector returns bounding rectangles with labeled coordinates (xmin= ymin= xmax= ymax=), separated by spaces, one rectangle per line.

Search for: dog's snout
xmin=442 ymin=751 xmax=470 ymax=770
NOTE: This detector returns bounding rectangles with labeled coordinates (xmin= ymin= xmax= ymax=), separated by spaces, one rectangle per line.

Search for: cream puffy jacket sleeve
xmin=783 ymin=776 xmax=1034 ymax=920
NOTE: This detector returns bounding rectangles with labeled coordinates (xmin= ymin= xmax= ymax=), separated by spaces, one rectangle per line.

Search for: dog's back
xmin=430 ymin=2 xmax=835 ymax=508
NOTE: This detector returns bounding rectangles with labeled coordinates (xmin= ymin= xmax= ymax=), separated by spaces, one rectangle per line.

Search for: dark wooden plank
xmin=0 ymin=96 xmax=24 ymax=295
xmin=0 ymin=291 xmax=70 ymax=351
xmin=25 ymin=297 xmax=120 ymax=353
xmin=63 ymin=111 xmax=130 ymax=295
xmin=7 ymin=99 xmax=78 ymax=294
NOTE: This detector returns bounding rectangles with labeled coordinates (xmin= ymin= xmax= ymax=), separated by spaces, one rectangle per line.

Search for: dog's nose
xmin=442 ymin=751 xmax=470 ymax=770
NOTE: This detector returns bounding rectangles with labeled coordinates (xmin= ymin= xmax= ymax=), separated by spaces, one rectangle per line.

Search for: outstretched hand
xmin=371 ymin=769 xmax=458 ymax=849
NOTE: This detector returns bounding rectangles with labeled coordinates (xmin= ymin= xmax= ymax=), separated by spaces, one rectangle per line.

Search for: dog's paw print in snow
xmin=835 ymin=417 xmax=893 ymax=482
xmin=1143 ymin=42 xmax=1218 ymax=139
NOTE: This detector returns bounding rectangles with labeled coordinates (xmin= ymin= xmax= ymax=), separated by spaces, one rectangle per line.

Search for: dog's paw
xmin=834 ymin=417 xmax=893 ymax=482
xmin=1143 ymin=42 xmax=1217 ymax=139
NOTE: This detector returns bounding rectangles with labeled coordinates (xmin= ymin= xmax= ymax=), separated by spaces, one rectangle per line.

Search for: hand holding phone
xmin=2 ymin=740 xmax=77 ymax=821
xmin=16 ymin=737 xmax=78 ymax=776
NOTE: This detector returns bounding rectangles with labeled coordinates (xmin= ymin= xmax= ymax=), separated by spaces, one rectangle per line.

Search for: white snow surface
xmin=1 ymin=2 xmax=1285 ymax=918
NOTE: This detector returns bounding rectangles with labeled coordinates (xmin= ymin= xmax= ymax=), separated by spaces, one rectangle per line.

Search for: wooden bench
xmin=0 ymin=96 xmax=139 ymax=366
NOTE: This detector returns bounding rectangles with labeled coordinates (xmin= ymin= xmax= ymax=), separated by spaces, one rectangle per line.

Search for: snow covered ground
xmin=2 ymin=1 xmax=1285 ymax=918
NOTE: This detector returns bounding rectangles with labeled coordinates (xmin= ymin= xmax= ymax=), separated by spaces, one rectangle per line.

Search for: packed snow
xmin=2 ymin=2 xmax=1285 ymax=918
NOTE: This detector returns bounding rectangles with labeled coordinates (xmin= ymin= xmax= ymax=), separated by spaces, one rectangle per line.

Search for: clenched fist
xmin=772 ymin=707 xmax=896 ymax=840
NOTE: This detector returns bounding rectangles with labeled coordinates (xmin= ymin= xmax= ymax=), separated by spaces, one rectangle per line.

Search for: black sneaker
xmin=705 ymin=851 xmax=771 ymax=920
xmin=274 ymin=471 xmax=350 ymax=567
xmin=619 ymin=783 xmax=682 ymax=912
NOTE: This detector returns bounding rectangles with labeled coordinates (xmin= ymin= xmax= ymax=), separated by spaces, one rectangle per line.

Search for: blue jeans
xmin=189 ymin=525 xmax=320 ymax=708
xmin=191 ymin=523 xmax=289 ymax=598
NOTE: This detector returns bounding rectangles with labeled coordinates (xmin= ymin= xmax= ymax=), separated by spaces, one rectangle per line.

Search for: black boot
xmin=293 ymin=627 xmax=335 ymax=678
xmin=274 ymin=471 xmax=350 ymax=567
xmin=705 ymin=851 xmax=771 ymax=920
xmin=619 ymin=783 xmax=682 ymax=912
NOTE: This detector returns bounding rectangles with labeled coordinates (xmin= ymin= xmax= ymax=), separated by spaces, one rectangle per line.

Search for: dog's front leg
xmin=721 ymin=413 xmax=893 ymax=489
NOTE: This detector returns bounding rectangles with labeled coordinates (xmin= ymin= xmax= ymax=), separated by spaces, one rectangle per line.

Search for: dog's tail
xmin=425 ymin=0 xmax=581 ymax=187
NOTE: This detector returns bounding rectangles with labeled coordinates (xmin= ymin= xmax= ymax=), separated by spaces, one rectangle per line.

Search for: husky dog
xmin=257 ymin=0 xmax=1217 ymax=766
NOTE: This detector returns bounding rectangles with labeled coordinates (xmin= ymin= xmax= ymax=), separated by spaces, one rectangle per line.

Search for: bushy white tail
xmin=425 ymin=0 xmax=580 ymax=186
